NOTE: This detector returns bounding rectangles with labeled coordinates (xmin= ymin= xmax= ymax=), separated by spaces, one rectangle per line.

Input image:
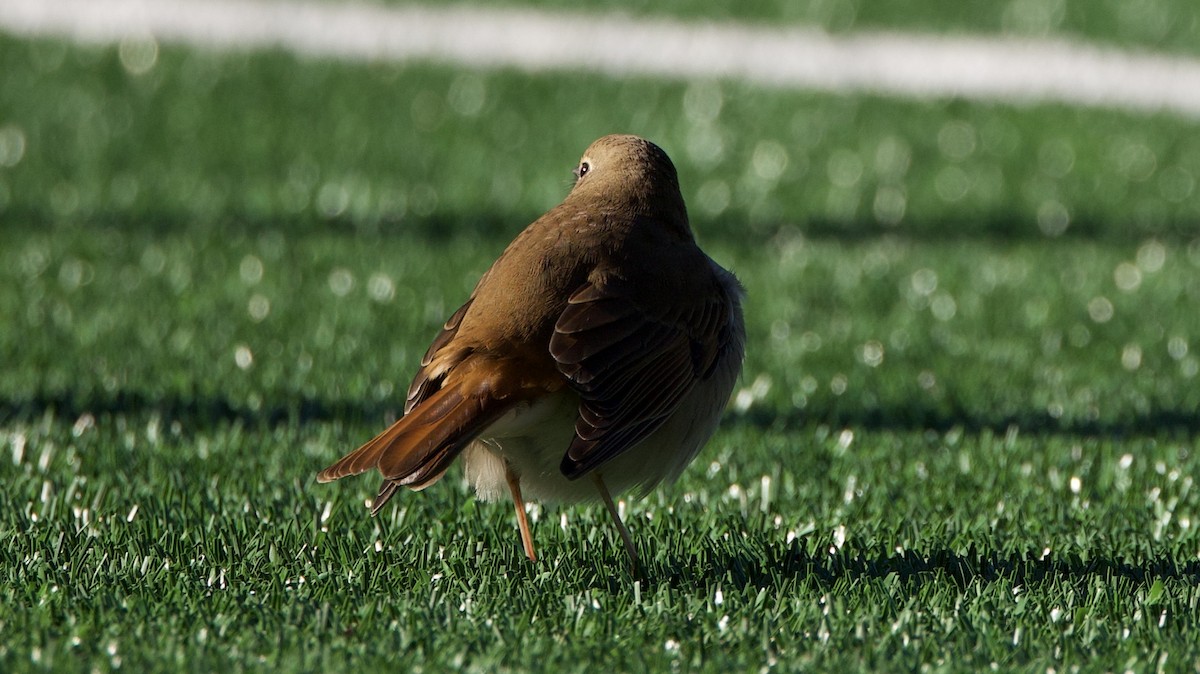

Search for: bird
xmin=316 ymin=134 xmax=745 ymax=572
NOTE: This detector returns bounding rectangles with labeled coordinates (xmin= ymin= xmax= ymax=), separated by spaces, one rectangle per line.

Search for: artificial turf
xmin=2 ymin=20 xmax=1200 ymax=673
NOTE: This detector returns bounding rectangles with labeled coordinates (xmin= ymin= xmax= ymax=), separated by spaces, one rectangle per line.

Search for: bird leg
xmin=505 ymin=465 xmax=537 ymax=562
xmin=592 ymin=472 xmax=641 ymax=575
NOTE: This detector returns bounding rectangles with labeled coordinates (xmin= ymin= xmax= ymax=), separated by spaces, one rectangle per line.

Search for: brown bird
xmin=316 ymin=134 xmax=744 ymax=571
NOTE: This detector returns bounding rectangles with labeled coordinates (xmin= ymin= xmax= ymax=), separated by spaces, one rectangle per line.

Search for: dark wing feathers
xmin=550 ymin=312 xmax=645 ymax=366
xmin=557 ymin=295 xmax=640 ymax=333
xmin=405 ymin=298 xmax=473 ymax=413
xmin=572 ymin=333 xmax=690 ymax=434
xmin=550 ymin=277 xmax=731 ymax=478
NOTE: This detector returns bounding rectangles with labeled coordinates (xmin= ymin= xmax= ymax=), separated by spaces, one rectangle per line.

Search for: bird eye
xmin=575 ymin=162 xmax=590 ymax=179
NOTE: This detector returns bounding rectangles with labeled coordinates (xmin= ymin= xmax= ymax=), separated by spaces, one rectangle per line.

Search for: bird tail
xmin=316 ymin=382 xmax=518 ymax=513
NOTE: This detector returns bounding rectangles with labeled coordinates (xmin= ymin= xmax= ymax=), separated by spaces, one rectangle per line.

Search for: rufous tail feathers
xmin=316 ymin=381 xmax=518 ymax=513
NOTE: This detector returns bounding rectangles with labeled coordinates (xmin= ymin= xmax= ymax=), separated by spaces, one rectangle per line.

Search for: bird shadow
xmin=640 ymin=541 xmax=1200 ymax=594
xmin=727 ymin=404 xmax=1200 ymax=440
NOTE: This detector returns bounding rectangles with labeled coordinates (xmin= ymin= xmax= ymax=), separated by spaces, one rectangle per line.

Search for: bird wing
xmin=549 ymin=272 xmax=734 ymax=479
xmin=404 ymin=297 xmax=474 ymax=414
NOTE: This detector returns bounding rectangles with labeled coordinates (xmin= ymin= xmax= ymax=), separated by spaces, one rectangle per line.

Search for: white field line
xmin=3 ymin=0 xmax=1200 ymax=118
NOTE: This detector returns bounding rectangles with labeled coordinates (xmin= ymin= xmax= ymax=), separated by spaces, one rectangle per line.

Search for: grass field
xmin=3 ymin=7 xmax=1200 ymax=672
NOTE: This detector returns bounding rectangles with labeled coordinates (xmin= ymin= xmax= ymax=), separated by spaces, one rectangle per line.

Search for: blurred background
xmin=2 ymin=0 xmax=1198 ymax=428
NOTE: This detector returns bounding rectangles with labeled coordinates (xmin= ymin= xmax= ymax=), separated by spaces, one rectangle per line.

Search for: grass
xmin=2 ymin=23 xmax=1200 ymax=674
xmin=4 ymin=409 xmax=1199 ymax=671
